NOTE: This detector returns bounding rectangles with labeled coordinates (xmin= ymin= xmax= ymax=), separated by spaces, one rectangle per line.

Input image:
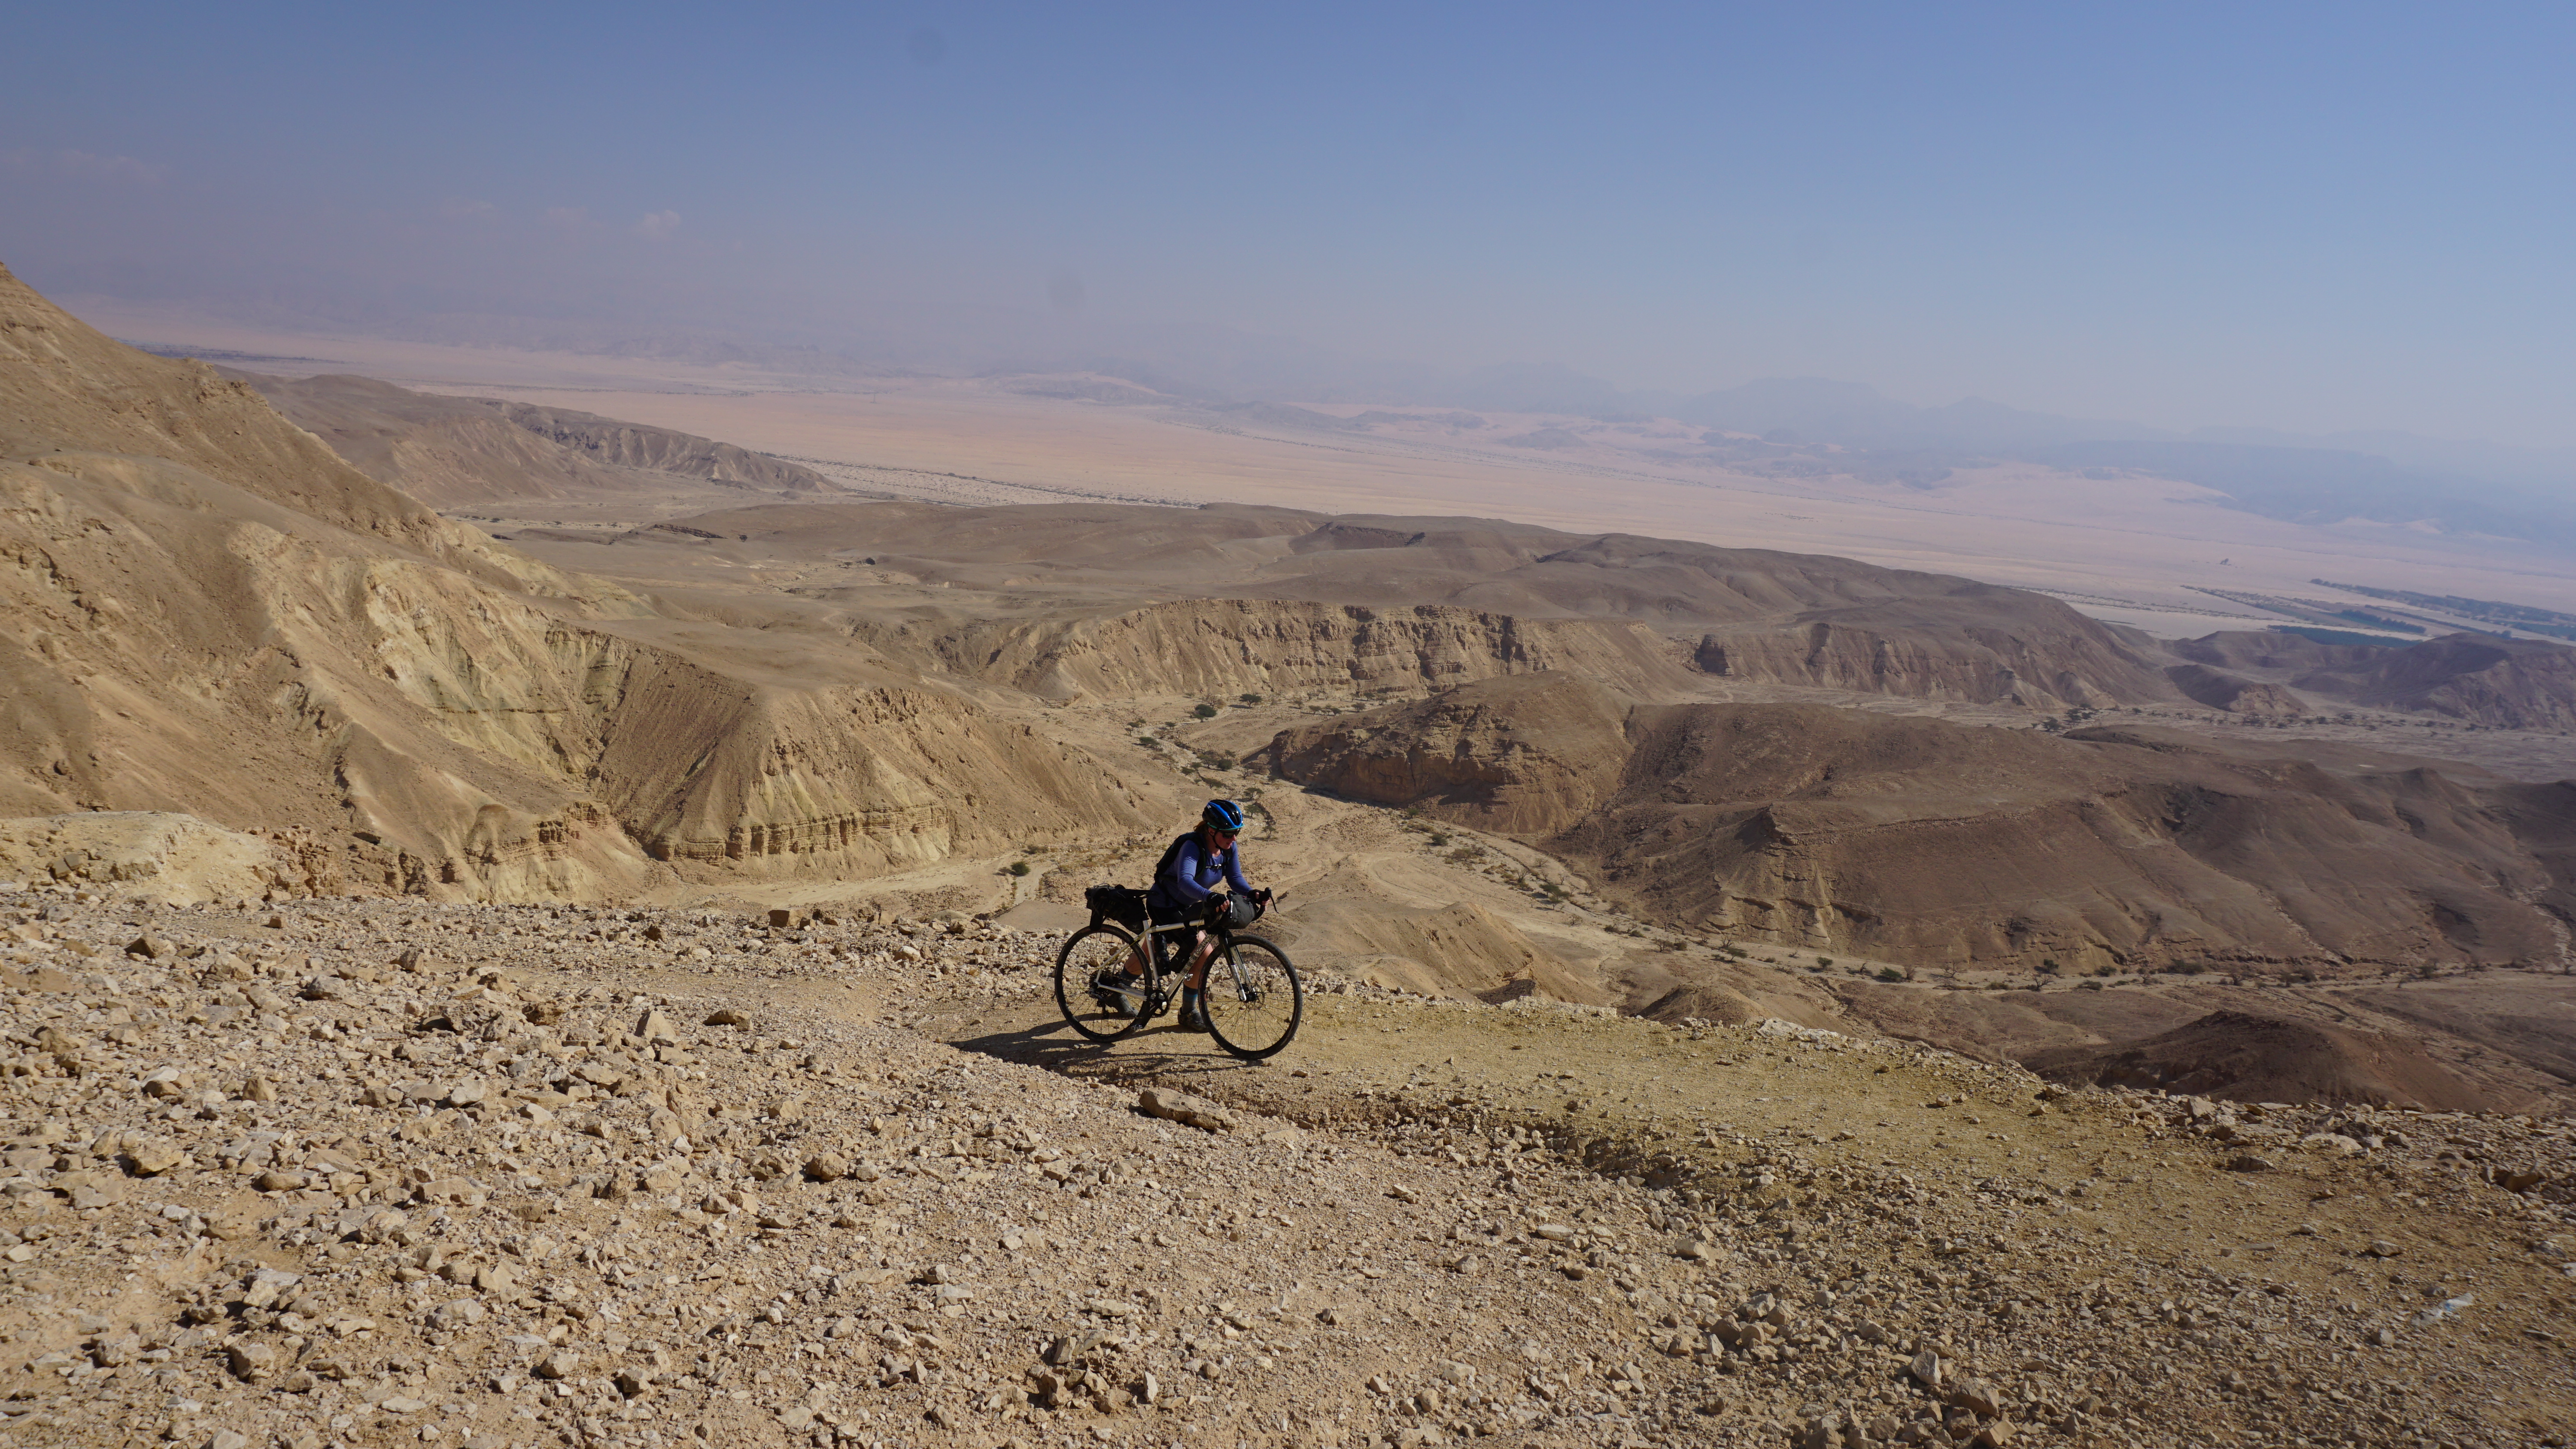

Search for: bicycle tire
xmin=1201 ymin=934 xmax=1302 ymax=1061
xmin=1054 ymin=924 xmax=1157 ymax=1043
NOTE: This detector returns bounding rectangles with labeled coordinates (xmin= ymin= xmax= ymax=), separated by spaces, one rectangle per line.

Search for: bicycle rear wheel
xmin=1054 ymin=924 xmax=1157 ymax=1043
xmin=1202 ymin=934 xmax=1301 ymax=1061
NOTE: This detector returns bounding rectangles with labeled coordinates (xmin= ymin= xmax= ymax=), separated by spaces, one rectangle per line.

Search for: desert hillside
xmin=0 ymin=262 xmax=1155 ymax=899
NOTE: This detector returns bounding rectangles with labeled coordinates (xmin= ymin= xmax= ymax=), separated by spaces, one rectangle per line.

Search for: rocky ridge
xmin=0 ymin=882 xmax=2569 ymax=1449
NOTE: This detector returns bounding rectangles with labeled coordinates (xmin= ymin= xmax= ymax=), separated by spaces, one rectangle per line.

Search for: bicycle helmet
xmin=1201 ymin=798 xmax=1245 ymax=834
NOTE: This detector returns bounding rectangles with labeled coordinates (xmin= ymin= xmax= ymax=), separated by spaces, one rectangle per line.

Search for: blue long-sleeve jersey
xmin=1149 ymin=832 xmax=1253 ymax=911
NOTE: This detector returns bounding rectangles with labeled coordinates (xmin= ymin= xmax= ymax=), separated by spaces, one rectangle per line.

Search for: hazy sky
xmin=5 ymin=2 xmax=2573 ymax=445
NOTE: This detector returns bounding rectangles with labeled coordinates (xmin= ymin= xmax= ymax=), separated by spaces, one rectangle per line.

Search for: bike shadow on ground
xmin=940 ymin=1015 xmax=1267 ymax=1089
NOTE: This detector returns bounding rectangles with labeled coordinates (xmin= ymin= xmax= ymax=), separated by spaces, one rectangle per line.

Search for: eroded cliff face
xmin=1688 ymin=587 xmax=2174 ymax=711
xmin=1261 ymin=673 xmax=1634 ymax=835
xmin=2297 ymin=633 xmax=2576 ymax=731
xmin=2163 ymin=663 xmax=2309 ymax=715
xmin=861 ymin=597 xmax=1700 ymax=704
xmin=1264 ymin=675 xmax=2576 ymax=974
xmin=585 ymin=661 xmax=1145 ymax=875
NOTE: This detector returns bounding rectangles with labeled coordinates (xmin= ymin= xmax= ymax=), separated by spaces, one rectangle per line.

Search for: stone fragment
xmin=429 ymin=1299 xmax=488 ymax=1331
xmin=2226 ymin=1152 xmax=2276 ymax=1173
xmin=419 ymin=1177 xmax=489 ymax=1207
xmin=536 ymin=1349 xmax=580 ymax=1379
xmin=124 ymin=934 xmax=170 ymax=959
xmin=1951 ymin=1375 xmax=2004 ymax=1416
xmin=443 ymin=1079 xmax=489 ymax=1107
xmin=241 ymin=1075 xmax=276 ymax=1103
xmin=705 ymin=1008 xmax=750 ymax=1027
xmin=803 ymin=1152 xmax=849 ymax=1182
xmin=226 ymin=1340 xmax=277 ymax=1381
xmin=123 ymin=1137 xmax=185 ymax=1175
xmin=88 ymin=1334 xmax=137 ymax=1367
xmin=1136 ymin=1086 xmax=1234 ymax=1133
xmin=1909 ymin=1349 xmax=1943 ymax=1390
xmin=636 ymin=1008 xmax=680 ymax=1045
xmin=242 ymin=1268 xmax=302 ymax=1307
xmin=1045 ymin=1331 xmax=1104 ymax=1366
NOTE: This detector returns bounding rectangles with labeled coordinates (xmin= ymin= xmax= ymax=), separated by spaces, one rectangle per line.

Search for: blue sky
xmin=4 ymin=1 xmax=2572 ymax=445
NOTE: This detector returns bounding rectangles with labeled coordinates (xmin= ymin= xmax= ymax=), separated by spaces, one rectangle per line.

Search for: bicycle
xmin=1053 ymin=888 xmax=1302 ymax=1061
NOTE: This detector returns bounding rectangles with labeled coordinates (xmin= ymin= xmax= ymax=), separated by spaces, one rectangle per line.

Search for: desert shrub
xmin=1138 ymin=736 xmax=1161 ymax=749
xmin=1816 ymin=956 xmax=1835 ymax=969
xmin=1427 ymin=832 xmax=1449 ymax=847
xmin=1006 ymin=861 xmax=1030 ymax=877
xmin=1193 ymin=703 xmax=1218 ymax=719
xmin=1239 ymin=693 xmax=1263 ymax=705
xmin=1874 ymin=967 xmax=1906 ymax=983
xmin=2078 ymin=979 xmax=2105 ymax=991
xmin=1445 ymin=846 xmax=1481 ymax=865
xmin=2038 ymin=958 xmax=2063 ymax=975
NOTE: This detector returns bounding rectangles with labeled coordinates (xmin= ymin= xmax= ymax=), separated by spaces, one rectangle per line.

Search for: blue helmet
xmin=1201 ymin=798 xmax=1245 ymax=833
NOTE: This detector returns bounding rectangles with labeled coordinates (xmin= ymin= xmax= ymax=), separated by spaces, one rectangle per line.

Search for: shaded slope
xmin=243 ymin=373 xmax=836 ymax=506
xmin=484 ymin=399 xmax=833 ymax=493
xmin=2023 ymin=1009 xmax=2491 ymax=1109
xmin=1263 ymin=673 xmax=2576 ymax=973
xmin=2295 ymin=632 xmax=2576 ymax=730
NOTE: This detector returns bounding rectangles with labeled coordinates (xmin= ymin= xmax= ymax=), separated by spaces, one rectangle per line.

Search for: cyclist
xmin=1109 ymin=799 xmax=1270 ymax=1032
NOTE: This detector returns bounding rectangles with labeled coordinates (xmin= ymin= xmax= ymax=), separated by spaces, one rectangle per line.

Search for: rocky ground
xmin=1 ymin=886 xmax=2572 ymax=1449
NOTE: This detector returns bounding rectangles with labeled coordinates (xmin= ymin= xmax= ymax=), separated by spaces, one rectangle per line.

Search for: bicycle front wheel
xmin=1054 ymin=924 xmax=1157 ymax=1044
xmin=1202 ymin=934 xmax=1302 ymax=1061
